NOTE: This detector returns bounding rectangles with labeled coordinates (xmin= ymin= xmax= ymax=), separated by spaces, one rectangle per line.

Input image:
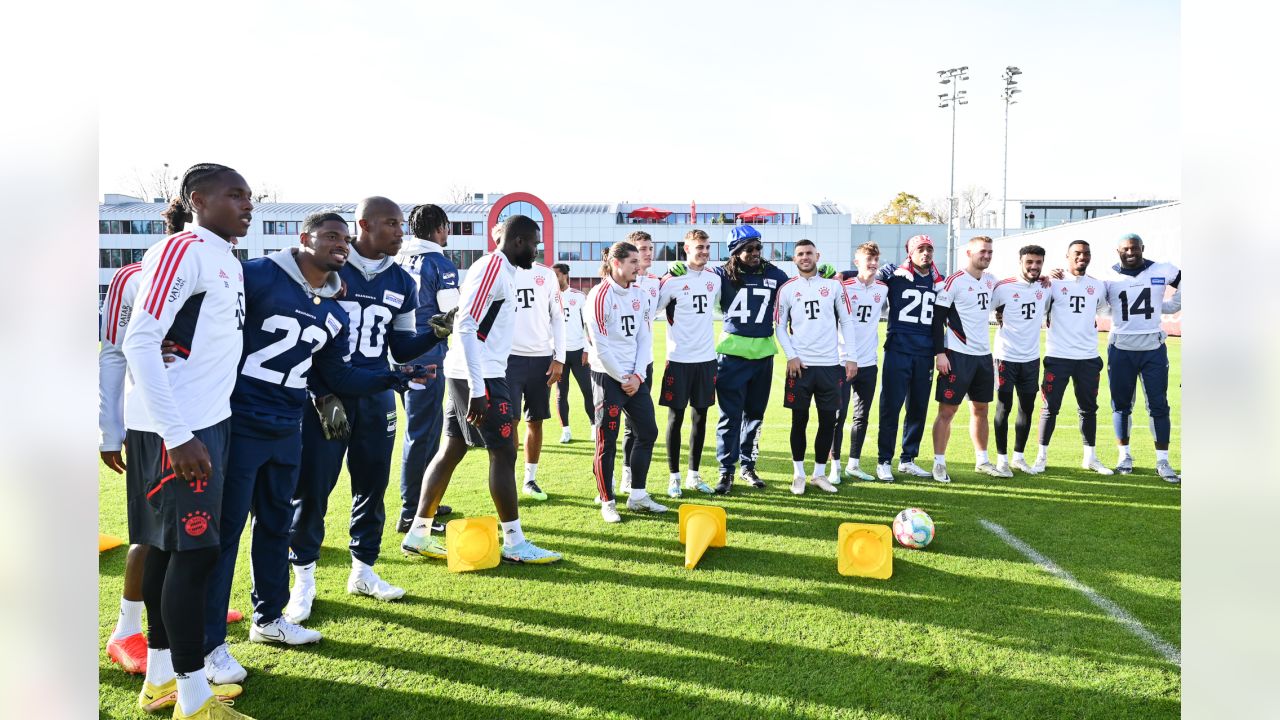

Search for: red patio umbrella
xmin=737 ymin=206 xmax=777 ymax=221
xmin=627 ymin=206 xmax=672 ymax=220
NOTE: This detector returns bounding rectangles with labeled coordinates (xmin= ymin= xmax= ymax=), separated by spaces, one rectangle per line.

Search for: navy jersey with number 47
xmin=876 ymin=263 xmax=945 ymax=356
xmin=717 ymin=263 xmax=792 ymax=338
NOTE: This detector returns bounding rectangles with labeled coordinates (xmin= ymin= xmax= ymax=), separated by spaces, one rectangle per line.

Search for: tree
xmin=128 ymin=163 xmax=180 ymax=202
xmin=928 ymin=185 xmax=991 ymax=228
xmin=447 ymin=183 xmax=475 ymax=204
xmin=872 ymin=192 xmax=938 ymax=224
xmin=253 ymin=183 xmax=281 ymax=204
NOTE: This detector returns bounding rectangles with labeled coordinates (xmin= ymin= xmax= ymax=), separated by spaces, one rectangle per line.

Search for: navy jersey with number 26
xmin=877 ymin=263 xmax=945 ymax=357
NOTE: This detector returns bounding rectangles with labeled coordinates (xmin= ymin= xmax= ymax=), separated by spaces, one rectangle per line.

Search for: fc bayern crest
xmin=535 ymin=275 xmax=545 ymax=286
xmin=650 ymin=287 xmax=658 ymax=297
xmin=986 ymin=279 xmax=993 ymax=289
xmin=632 ymin=299 xmax=641 ymax=310
xmin=1035 ymin=291 xmax=1043 ymax=299
xmin=707 ymin=282 xmax=714 ymax=292
xmin=1087 ymin=286 xmax=1095 ymax=295
xmin=819 ymin=286 xmax=830 ymax=297
xmin=874 ymin=294 xmax=881 ymax=303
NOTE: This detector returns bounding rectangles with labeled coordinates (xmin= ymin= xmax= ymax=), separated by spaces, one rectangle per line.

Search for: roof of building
xmin=1018 ymin=199 xmax=1175 ymax=208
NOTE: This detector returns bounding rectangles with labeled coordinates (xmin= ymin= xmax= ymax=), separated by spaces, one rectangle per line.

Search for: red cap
xmin=906 ymin=234 xmax=934 ymax=254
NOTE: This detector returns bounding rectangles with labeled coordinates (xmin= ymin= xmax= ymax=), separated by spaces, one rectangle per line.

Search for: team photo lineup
xmin=98 ymin=164 xmax=1181 ymax=719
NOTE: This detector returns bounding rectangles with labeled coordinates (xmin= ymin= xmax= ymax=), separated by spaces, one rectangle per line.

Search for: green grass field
xmin=99 ymin=325 xmax=1180 ymax=719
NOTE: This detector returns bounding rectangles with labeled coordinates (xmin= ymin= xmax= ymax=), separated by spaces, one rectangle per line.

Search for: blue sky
xmin=98 ymin=0 xmax=1179 ymax=219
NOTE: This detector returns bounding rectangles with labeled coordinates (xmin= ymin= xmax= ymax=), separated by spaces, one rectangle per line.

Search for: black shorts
xmin=444 ymin=377 xmax=517 ymax=449
xmin=125 ymin=419 xmax=230 ymax=551
xmin=658 ymin=359 xmax=716 ymax=409
xmin=996 ymin=358 xmax=1040 ymax=396
xmin=935 ymin=350 xmax=995 ymax=404
xmin=505 ymin=354 xmax=553 ymax=422
xmin=783 ymin=365 xmax=844 ymax=413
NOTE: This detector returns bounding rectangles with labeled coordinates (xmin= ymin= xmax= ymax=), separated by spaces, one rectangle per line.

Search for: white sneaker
xmin=898 ymin=461 xmax=931 ymax=478
xmin=559 ymin=427 xmax=572 ymax=443
xmin=667 ymin=477 xmax=682 ymax=498
xmin=1030 ymin=457 xmax=1047 ymax=474
xmin=995 ymin=459 xmax=1014 ymax=477
xmin=626 ymin=493 xmax=668 ymax=513
xmin=790 ymin=474 xmax=806 ymax=495
xmin=1156 ymin=459 xmax=1181 ymax=484
xmin=826 ymin=466 xmax=843 ymax=485
xmin=1082 ymin=458 xmax=1115 ymax=475
xmin=600 ymin=499 xmax=622 ymax=523
xmin=204 ymin=643 xmax=247 ymax=684
xmin=846 ymin=463 xmax=876 ymax=482
xmin=283 ymin=580 xmax=316 ymax=624
xmin=808 ymin=474 xmax=838 ymax=493
xmin=931 ymin=462 xmax=952 ymax=484
xmin=684 ymin=471 xmax=714 ymax=494
xmin=250 ymin=617 xmax=321 ymax=645
xmin=1012 ymin=457 xmax=1040 ymax=475
xmin=620 ymin=469 xmax=633 ymax=495
xmin=875 ymin=462 xmax=895 ymax=483
xmin=347 ymin=567 xmax=406 ymax=601
xmin=976 ymin=461 xmax=1011 ymax=478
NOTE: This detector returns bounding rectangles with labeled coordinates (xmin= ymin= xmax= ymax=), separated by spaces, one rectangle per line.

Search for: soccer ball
xmin=892 ymin=508 xmax=935 ymax=549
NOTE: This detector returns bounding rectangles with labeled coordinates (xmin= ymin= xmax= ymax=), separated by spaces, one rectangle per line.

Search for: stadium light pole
xmin=1001 ymin=66 xmax=1023 ymax=237
xmin=937 ymin=66 xmax=969 ymax=274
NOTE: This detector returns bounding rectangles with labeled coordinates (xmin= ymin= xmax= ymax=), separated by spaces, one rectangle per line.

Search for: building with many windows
xmin=1018 ymin=198 xmax=1173 ymax=230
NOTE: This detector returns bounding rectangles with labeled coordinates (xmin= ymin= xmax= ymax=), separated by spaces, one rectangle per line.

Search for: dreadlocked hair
xmin=599 ymin=241 xmax=638 ymax=278
xmin=408 ymin=204 xmax=449 ymax=240
xmin=724 ymin=244 xmax=769 ymax=287
xmin=162 ymin=163 xmax=237 ymax=234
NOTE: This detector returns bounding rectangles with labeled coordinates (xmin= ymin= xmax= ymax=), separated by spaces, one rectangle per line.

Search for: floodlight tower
xmin=1001 ymin=66 xmax=1023 ymax=237
xmin=937 ymin=66 xmax=969 ymax=275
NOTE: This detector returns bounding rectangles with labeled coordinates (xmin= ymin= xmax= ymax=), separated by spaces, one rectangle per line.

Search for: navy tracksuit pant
xmin=204 ymin=426 xmax=300 ymax=654
xmin=290 ymin=390 xmax=397 ymax=568
xmin=876 ymin=349 xmax=934 ymax=465
xmin=1107 ymin=343 xmax=1172 ymax=444
xmin=397 ymin=372 xmax=445 ymax=527
xmin=715 ymin=354 xmax=773 ymax=476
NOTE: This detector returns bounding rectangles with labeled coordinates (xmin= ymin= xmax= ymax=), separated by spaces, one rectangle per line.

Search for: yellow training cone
xmin=678 ymin=504 xmax=726 ymax=570
xmin=837 ymin=523 xmax=892 ymax=579
xmin=446 ymin=517 xmax=501 ymax=573
xmin=98 ymin=533 xmax=125 ymax=553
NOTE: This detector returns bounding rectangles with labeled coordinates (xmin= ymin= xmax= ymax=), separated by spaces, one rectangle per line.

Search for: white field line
xmin=978 ymin=518 xmax=1182 ymax=667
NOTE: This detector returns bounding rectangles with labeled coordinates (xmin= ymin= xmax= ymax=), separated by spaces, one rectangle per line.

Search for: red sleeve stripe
xmin=943 ymin=271 xmax=965 ymax=291
xmin=874 ymin=280 xmax=888 ymax=287
xmin=841 ymin=285 xmax=853 ymax=313
xmin=995 ymin=277 xmax=1017 ymax=287
xmin=594 ymin=285 xmax=609 ymax=335
xmin=146 ymin=233 xmax=199 ymax=317
xmin=470 ymin=254 xmax=504 ymax=321
xmin=105 ymin=263 xmax=142 ymax=343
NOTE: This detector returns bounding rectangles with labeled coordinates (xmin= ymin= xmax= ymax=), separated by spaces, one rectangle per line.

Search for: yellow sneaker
xmin=138 ymin=679 xmax=242 ymax=713
xmin=172 ymin=695 xmax=256 ymax=719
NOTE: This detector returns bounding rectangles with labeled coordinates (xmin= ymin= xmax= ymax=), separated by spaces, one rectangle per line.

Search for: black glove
xmin=428 ymin=307 xmax=458 ymax=338
xmin=312 ymin=393 xmax=350 ymax=440
xmin=384 ymin=364 xmax=435 ymax=393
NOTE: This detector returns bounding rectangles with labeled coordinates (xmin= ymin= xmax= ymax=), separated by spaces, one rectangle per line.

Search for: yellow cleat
xmin=171 ymin=695 xmax=256 ymax=719
xmin=138 ymin=679 xmax=242 ymax=713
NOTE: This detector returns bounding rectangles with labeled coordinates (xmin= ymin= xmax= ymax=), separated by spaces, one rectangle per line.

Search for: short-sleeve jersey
xmin=324 ymin=258 xmax=419 ymax=377
xmin=1104 ymin=260 xmax=1182 ymax=336
xmin=840 ymin=277 xmax=887 ymax=367
xmin=562 ymin=288 xmax=588 ymax=352
xmin=510 ymin=263 xmax=564 ymax=358
xmin=877 ymin=263 xmax=945 ymax=357
xmin=657 ymin=268 xmax=721 ymax=363
xmin=717 ymin=263 xmax=792 ymax=338
xmin=936 ymin=270 xmax=996 ymax=356
xmin=1044 ymin=275 xmax=1106 ymax=360
xmin=990 ymin=277 xmax=1049 ymax=363
xmin=397 ymin=245 xmax=458 ymax=361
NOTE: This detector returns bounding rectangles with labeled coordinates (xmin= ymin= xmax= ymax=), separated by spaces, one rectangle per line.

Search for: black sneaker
xmin=713 ymin=475 xmax=734 ymax=495
xmin=741 ymin=468 xmax=765 ymax=489
xmin=437 ymin=504 xmax=453 ymax=517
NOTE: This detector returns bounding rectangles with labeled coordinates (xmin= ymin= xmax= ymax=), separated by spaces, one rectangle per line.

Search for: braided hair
xmin=408 ymin=204 xmax=449 ymax=240
xmin=161 ymin=163 xmax=237 ymax=234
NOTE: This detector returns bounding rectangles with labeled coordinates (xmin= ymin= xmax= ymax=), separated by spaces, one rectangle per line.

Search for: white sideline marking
xmin=978 ymin=518 xmax=1182 ymax=666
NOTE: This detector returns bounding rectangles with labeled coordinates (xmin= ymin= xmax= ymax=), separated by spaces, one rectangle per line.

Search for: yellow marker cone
xmin=98 ymin=533 xmax=124 ymax=553
xmin=678 ymin=504 xmax=726 ymax=570
xmin=446 ymin=517 xmax=501 ymax=573
xmin=837 ymin=523 xmax=892 ymax=579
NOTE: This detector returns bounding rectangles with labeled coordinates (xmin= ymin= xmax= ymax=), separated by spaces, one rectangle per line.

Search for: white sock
xmin=144 ymin=647 xmax=174 ymax=686
xmin=352 ymin=557 xmax=374 ymax=576
xmin=112 ymin=598 xmax=144 ymax=639
xmin=1156 ymin=449 xmax=1169 ymax=462
xmin=934 ymin=454 xmax=946 ymax=466
xmin=831 ymin=457 xmax=842 ymax=471
xmin=1013 ymin=451 xmax=1025 ymax=463
xmin=847 ymin=458 xmax=859 ymax=473
xmin=175 ymin=671 xmax=213 ymax=715
xmin=1118 ymin=444 xmax=1132 ymax=460
xmin=975 ymin=449 xmax=989 ymax=465
xmin=407 ymin=515 xmax=434 ymax=539
xmin=814 ymin=462 xmax=826 ymax=478
xmin=294 ymin=561 xmax=316 ymax=586
xmin=1083 ymin=445 xmax=1097 ymax=462
xmin=1037 ymin=445 xmax=1049 ymax=462
xmin=996 ymin=454 xmax=1008 ymax=467
xmin=793 ymin=460 xmax=805 ymax=475
xmin=525 ymin=463 xmax=538 ymax=483
xmin=622 ymin=467 xmax=632 ymax=481
xmin=500 ymin=519 xmax=525 ymax=548
xmin=670 ymin=471 xmax=682 ymax=481
xmin=631 ymin=488 xmax=649 ymax=501
xmin=687 ymin=469 xmax=701 ymax=479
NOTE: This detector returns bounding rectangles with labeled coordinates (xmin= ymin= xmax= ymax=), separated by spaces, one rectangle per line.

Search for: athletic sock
xmin=975 ymin=449 xmax=989 ymax=465
xmin=846 ymin=458 xmax=859 ymax=473
xmin=793 ymin=460 xmax=805 ymax=476
xmin=1013 ymin=451 xmax=1025 ymax=463
xmin=175 ymin=671 xmax=213 ymax=715
xmin=996 ymin=454 xmax=1008 ymax=467
xmin=934 ymin=454 xmax=946 ymax=466
xmin=144 ymin=648 xmax=174 ymax=686
xmin=813 ymin=462 xmax=826 ymax=478
xmin=351 ymin=557 xmax=374 ymax=577
xmin=113 ymin=598 xmax=144 ymax=640
xmin=500 ymin=519 xmax=525 ymax=548
xmin=293 ymin=561 xmax=316 ymax=586
xmin=1083 ymin=445 xmax=1097 ymax=462
xmin=408 ymin=516 xmax=434 ymax=540
xmin=524 ymin=463 xmax=538 ymax=484
xmin=1036 ymin=445 xmax=1049 ymax=463
xmin=631 ymin=488 xmax=650 ymax=501
xmin=1118 ymin=444 xmax=1132 ymax=461
xmin=669 ymin=471 xmax=682 ymax=481
xmin=1156 ymin=449 xmax=1170 ymax=462
xmin=831 ymin=456 xmax=842 ymax=472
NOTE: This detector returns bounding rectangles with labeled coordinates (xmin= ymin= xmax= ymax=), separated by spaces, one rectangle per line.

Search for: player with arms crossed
xmin=586 ymin=241 xmax=665 ymax=521
xmin=400 ymin=215 xmax=562 ymax=563
xmin=774 ymin=240 xmax=857 ymax=494
xmin=1103 ymin=233 xmax=1182 ymax=482
xmin=121 ymin=163 xmax=254 ymax=719
xmin=829 ymin=242 xmax=887 ymax=484
xmin=989 ymin=245 xmax=1051 ymax=476
xmin=507 ymin=260 xmax=566 ymax=500
xmin=553 ymin=263 xmax=594 ymax=443
xmin=655 ymin=229 xmax=720 ymax=498
xmin=619 ymin=231 xmax=660 ymax=495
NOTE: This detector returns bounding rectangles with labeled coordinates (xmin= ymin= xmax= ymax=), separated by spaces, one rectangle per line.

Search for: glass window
xmin=130 ymin=220 xmax=148 ymax=234
xmin=558 ymin=242 xmax=580 ymax=261
xmin=1043 ymin=208 xmax=1071 ymax=224
xmin=232 ymin=249 xmax=248 ymax=261
xmin=131 ymin=249 xmax=146 ymax=263
xmin=99 ymin=249 xmax=110 ymax=267
xmin=99 ymin=220 xmax=110 ymax=234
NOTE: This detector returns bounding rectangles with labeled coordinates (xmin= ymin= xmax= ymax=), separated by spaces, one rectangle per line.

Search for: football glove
xmin=312 ymin=393 xmax=350 ymax=440
xmin=384 ymin=364 xmax=435 ymax=393
xmin=667 ymin=261 xmax=688 ymax=276
xmin=818 ymin=263 xmax=838 ymax=279
xmin=428 ymin=307 xmax=458 ymax=338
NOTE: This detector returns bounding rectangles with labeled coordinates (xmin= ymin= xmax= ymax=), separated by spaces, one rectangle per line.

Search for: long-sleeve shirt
xmin=396 ymin=238 xmax=459 ymax=363
xmin=510 ymin=263 xmax=566 ymax=362
xmin=657 ymin=268 xmax=721 ymax=364
xmin=122 ymin=225 xmax=245 ymax=448
xmin=99 ymin=263 xmax=142 ymax=451
xmin=584 ymin=277 xmax=651 ymax=382
xmin=774 ymin=274 xmax=856 ymax=366
xmin=839 ymin=276 xmax=888 ymax=368
xmin=562 ymin=288 xmax=588 ymax=352
xmin=443 ymin=251 xmax=518 ymax=396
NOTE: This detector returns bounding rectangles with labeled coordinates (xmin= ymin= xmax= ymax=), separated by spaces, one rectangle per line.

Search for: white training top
xmin=562 ymin=287 xmax=588 ymax=352
xmin=657 ymin=268 xmax=721 ymax=364
xmin=585 ymin=277 xmax=652 ymax=382
xmin=1043 ymin=274 xmax=1107 ymax=360
xmin=99 ymin=263 xmax=142 ymax=451
xmin=509 ymin=263 xmax=566 ymax=361
xmin=444 ymin=251 xmax=518 ymax=395
xmin=936 ymin=270 xmax=997 ymax=356
xmin=840 ymin=276 xmax=888 ymax=367
xmin=1103 ymin=260 xmax=1181 ymax=337
xmin=774 ymin=274 xmax=857 ymax=366
xmin=990 ymin=276 xmax=1050 ymax=363
xmin=122 ymin=225 xmax=245 ymax=448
